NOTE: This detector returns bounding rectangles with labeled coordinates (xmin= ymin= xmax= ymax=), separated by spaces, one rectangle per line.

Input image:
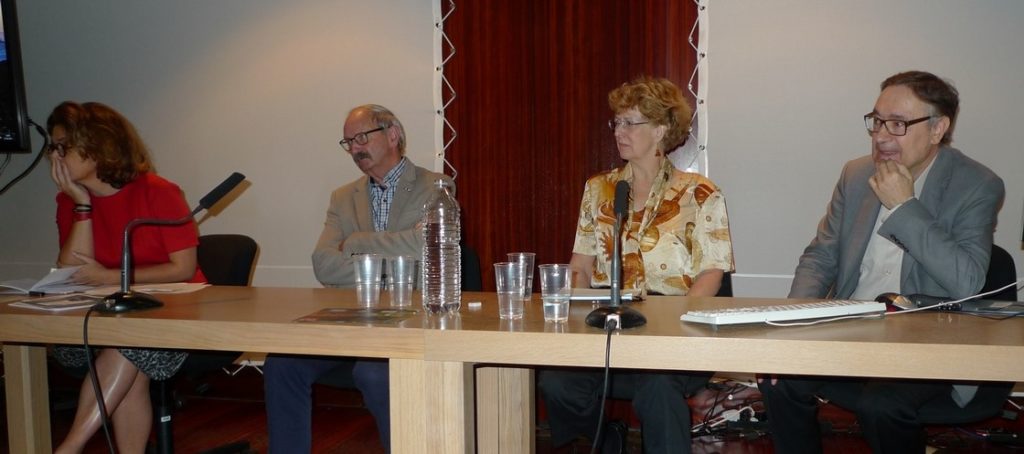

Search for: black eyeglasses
xmin=46 ymin=142 xmax=74 ymax=158
xmin=339 ymin=126 xmax=388 ymax=151
xmin=863 ymin=114 xmax=932 ymax=136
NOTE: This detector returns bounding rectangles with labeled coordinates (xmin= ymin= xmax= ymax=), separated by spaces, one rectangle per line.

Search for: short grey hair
xmin=350 ymin=104 xmax=407 ymax=155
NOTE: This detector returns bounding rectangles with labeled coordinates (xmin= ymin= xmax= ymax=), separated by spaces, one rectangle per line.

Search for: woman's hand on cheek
xmin=53 ymin=159 xmax=90 ymax=204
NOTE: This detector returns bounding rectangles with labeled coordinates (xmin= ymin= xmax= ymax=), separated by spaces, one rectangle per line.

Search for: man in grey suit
xmin=759 ymin=71 xmax=1005 ymax=453
xmin=264 ymin=104 xmax=448 ymax=453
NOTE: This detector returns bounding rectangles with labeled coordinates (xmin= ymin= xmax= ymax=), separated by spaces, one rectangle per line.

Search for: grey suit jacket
xmin=312 ymin=159 xmax=450 ymax=286
xmin=790 ymin=147 xmax=1005 ymax=300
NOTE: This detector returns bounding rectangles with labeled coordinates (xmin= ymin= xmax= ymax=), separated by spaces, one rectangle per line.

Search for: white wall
xmin=708 ymin=1 xmax=1024 ymax=299
xmin=0 ymin=1 xmax=437 ymax=286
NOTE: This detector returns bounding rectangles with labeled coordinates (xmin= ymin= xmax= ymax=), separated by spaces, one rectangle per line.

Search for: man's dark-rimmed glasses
xmin=863 ymin=114 xmax=932 ymax=136
xmin=339 ymin=126 xmax=388 ymax=151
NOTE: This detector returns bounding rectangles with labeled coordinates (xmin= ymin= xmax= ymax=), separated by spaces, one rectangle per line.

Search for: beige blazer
xmin=312 ymin=160 xmax=450 ymax=286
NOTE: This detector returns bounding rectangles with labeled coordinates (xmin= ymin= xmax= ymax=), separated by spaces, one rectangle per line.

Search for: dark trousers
xmin=263 ymin=356 xmax=390 ymax=453
xmin=758 ymin=377 xmax=952 ymax=454
xmin=538 ymin=368 xmax=711 ymax=454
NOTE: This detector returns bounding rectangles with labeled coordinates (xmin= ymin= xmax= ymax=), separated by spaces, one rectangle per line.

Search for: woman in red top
xmin=47 ymin=101 xmax=203 ymax=453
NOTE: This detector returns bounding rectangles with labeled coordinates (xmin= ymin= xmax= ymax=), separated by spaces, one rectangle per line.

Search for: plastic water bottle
xmin=421 ymin=179 xmax=461 ymax=313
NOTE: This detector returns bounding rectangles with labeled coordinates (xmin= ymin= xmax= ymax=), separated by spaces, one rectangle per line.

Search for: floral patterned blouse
xmin=572 ymin=159 xmax=734 ymax=296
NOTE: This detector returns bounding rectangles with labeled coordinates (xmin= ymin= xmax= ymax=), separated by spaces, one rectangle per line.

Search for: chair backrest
xmin=197 ymin=234 xmax=259 ymax=286
xmin=982 ymin=244 xmax=1018 ymax=301
xmin=461 ymin=244 xmax=483 ymax=291
xmin=715 ymin=272 xmax=734 ymax=297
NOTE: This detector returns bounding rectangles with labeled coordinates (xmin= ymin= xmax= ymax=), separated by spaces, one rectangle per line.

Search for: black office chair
xmin=460 ymin=243 xmax=483 ymax=292
xmin=196 ymin=234 xmax=259 ymax=287
xmin=716 ymin=271 xmax=733 ymax=297
xmin=979 ymin=244 xmax=1018 ymax=302
xmin=916 ymin=244 xmax=1017 ymax=426
xmin=152 ymin=234 xmax=258 ymax=454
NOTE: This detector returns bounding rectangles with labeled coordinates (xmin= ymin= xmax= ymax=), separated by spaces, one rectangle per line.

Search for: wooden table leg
xmin=3 ymin=344 xmax=52 ymax=454
xmin=477 ymin=366 xmax=535 ymax=454
xmin=390 ymin=358 xmax=475 ymax=454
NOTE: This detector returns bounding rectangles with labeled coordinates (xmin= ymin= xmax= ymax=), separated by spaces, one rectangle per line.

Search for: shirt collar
xmin=371 ymin=157 xmax=408 ymax=189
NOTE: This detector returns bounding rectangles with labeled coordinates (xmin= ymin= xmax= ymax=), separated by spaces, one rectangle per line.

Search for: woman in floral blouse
xmin=539 ymin=76 xmax=735 ymax=454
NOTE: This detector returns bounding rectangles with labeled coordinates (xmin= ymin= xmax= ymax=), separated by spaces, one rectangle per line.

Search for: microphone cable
xmin=589 ymin=315 xmax=619 ymax=454
xmin=83 ymin=304 xmax=119 ymax=454
xmin=0 ymin=149 xmax=11 ymax=175
xmin=0 ymin=118 xmax=49 ymax=196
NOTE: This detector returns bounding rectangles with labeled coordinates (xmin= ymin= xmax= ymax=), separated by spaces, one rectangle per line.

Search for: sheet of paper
xmin=569 ymin=288 xmax=638 ymax=302
xmin=0 ymin=267 xmax=92 ymax=295
xmin=9 ymin=294 xmax=103 ymax=312
xmin=85 ymin=282 xmax=209 ymax=296
xmin=0 ymin=278 xmax=37 ymax=294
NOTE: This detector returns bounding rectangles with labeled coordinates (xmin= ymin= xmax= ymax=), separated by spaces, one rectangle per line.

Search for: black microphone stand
xmin=100 ymin=215 xmax=198 ymax=312
xmin=585 ymin=205 xmax=647 ymax=329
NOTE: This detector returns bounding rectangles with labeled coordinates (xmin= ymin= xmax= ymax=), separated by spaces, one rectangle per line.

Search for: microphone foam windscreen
xmin=199 ymin=172 xmax=246 ymax=209
xmin=614 ymin=180 xmax=630 ymax=216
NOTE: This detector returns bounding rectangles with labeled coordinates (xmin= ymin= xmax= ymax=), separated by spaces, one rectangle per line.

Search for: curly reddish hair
xmin=47 ymin=101 xmax=152 ymax=188
xmin=608 ymin=76 xmax=692 ymax=151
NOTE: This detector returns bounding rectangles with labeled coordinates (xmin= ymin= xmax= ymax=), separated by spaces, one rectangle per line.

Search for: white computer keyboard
xmin=680 ymin=300 xmax=887 ymax=326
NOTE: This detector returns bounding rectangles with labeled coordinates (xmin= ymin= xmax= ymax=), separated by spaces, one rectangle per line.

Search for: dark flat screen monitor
xmin=0 ymin=0 xmax=29 ymax=152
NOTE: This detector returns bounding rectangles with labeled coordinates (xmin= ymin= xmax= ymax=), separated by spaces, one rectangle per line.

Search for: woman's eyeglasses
xmin=608 ymin=118 xmax=650 ymax=130
xmin=47 ymin=142 xmax=74 ymax=158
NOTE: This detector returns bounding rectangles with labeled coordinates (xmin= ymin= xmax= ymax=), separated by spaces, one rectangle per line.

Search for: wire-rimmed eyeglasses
xmin=339 ymin=126 xmax=388 ymax=151
xmin=863 ymin=114 xmax=932 ymax=136
xmin=608 ymin=118 xmax=650 ymax=130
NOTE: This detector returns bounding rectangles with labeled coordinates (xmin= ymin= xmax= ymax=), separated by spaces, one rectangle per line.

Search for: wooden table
xmin=3 ymin=287 xmax=1024 ymax=453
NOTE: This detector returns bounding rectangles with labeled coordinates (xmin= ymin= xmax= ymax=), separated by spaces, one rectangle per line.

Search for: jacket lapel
xmin=837 ymin=190 xmax=881 ymax=298
xmin=353 ymin=176 xmax=373 ymax=231
xmin=389 ymin=163 xmax=417 ymax=228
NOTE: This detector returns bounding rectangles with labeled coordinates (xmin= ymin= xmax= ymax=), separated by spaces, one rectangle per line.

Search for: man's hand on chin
xmin=868 ymin=159 xmax=914 ymax=209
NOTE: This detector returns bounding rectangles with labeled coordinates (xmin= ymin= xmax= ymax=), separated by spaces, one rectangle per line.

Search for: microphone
xmin=609 ymin=180 xmax=629 ymax=306
xmin=585 ymin=180 xmax=647 ymax=329
xmin=98 ymin=172 xmax=246 ymax=314
xmin=198 ymin=172 xmax=246 ymax=212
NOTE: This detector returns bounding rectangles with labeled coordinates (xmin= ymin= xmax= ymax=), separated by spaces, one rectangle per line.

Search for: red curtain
xmin=444 ymin=0 xmax=698 ymax=290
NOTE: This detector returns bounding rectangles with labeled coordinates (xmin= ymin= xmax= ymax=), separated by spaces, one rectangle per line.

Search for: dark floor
xmin=2 ymin=363 xmax=1023 ymax=453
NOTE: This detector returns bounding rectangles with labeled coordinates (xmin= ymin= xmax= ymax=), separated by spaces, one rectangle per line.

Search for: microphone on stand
xmin=98 ymin=172 xmax=246 ymax=314
xmin=585 ymin=180 xmax=647 ymax=329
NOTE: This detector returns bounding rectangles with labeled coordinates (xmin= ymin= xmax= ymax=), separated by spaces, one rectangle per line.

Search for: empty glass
xmin=494 ymin=262 xmax=528 ymax=319
xmin=507 ymin=252 xmax=536 ymax=296
xmin=387 ymin=255 xmax=418 ymax=307
xmin=352 ymin=254 xmax=384 ymax=306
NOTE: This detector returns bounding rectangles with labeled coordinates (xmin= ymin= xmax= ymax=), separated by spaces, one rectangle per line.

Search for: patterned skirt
xmin=53 ymin=346 xmax=188 ymax=381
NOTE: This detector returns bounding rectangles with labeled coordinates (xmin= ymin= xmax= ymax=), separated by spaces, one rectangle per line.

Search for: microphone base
xmin=98 ymin=291 xmax=164 ymax=314
xmin=585 ymin=305 xmax=647 ymax=329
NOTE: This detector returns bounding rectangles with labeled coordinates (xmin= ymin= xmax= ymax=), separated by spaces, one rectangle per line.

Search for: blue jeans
xmin=263 ymin=355 xmax=390 ymax=453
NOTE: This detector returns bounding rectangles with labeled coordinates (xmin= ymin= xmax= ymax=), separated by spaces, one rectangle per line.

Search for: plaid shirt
xmin=369 ymin=157 xmax=408 ymax=232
